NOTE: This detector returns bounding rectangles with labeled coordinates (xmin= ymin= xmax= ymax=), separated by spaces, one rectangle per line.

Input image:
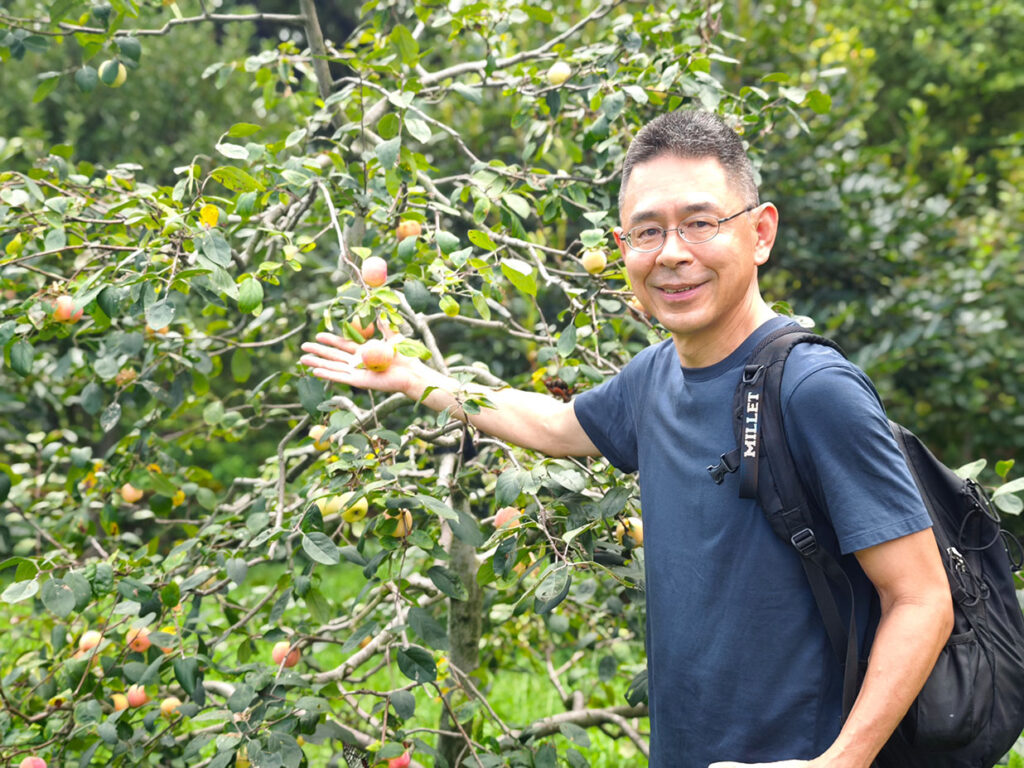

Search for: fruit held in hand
xmin=546 ymin=60 xmax=571 ymax=85
xmin=120 ymin=483 xmax=144 ymax=503
xmin=272 ymin=640 xmax=300 ymax=668
xmin=126 ymin=684 xmax=149 ymax=708
xmin=360 ymin=339 xmax=395 ymax=372
xmin=581 ymin=248 xmax=608 ymax=275
xmin=494 ymin=506 xmax=522 ymax=529
xmin=19 ymin=757 xmax=47 ymax=768
xmin=53 ymin=294 xmax=83 ymax=323
xmin=126 ymin=627 xmax=151 ymax=652
xmin=614 ymin=516 xmax=644 ymax=548
xmin=361 ymin=256 xmax=388 ymax=287
xmin=396 ymin=219 xmax=422 ymax=241
xmin=160 ymin=696 xmax=182 ymax=718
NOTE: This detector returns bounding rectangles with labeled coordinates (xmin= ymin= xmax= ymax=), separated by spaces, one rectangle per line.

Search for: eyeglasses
xmin=622 ymin=205 xmax=758 ymax=252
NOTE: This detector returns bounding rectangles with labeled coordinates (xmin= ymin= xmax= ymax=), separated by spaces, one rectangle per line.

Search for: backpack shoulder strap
xmin=732 ymin=324 xmax=862 ymax=716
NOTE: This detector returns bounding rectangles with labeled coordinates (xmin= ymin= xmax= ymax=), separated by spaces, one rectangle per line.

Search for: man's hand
xmin=709 ymin=761 xmax=809 ymax=767
xmin=300 ymin=331 xmax=434 ymax=400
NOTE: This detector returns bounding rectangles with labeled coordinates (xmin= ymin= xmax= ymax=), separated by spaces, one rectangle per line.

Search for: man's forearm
xmin=815 ymin=594 xmax=953 ymax=767
xmin=411 ymin=369 xmax=599 ymax=457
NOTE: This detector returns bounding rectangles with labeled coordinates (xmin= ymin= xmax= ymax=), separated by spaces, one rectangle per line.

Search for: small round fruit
xmin=384 ymin=509 xmax=414 ymax=538
xmin=160 ymin=696 xmax=182 ymax=718
xmin=126 ymin=684 xmax=149 ymax=708
xmin=626 ymin=296 xmax=648 ymax=316
xmin=98 ymin=59 xmax=127 ymax=88
xmin=53 ymin=294 xmax=83 ymax=323
xmin=309 ymin=425 xmax=332 ymax=452
xmin=19 ymin=757 xmax=47 ymax=768
xmin=360 ymin=339 xmax=395 ymax=372
xmin=79 ymin=629 xmax=103 ymax=652
xmin=388 ymin=752 xmax=411 ymax=768
xmin=272 ymin=640 xmax=300 ymax=668
xmin=546 ymin=60 xmax=572 ymax=86
xmin=120 ymin=482 xmax=144 ymax=503
xmin=114 ymin=367 xmax=137 ymax=387
xmin=494 ymin=506 xmax=522 ymax=529
xmin=111 ymin=693 xmax=129 ymax=711
xmin=126 ymin=627 xmax=151 ymax=653
xmin=341 ymin=495 xmax=369 ymax=523
xmin=350 ymin=317 xmax=376 ymax=340
xmin=580 ymin=249 xmax=608 ymax=275
xmin=361 ymin=256 xmax=388 ymax=287
xmin=614 ymin=516 xmax=644 ymax=548
xmin=395 ymin=219 xmax=422 ymax=241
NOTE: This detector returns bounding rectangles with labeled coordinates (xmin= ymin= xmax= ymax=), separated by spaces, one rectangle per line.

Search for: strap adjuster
xmin=790 ymin=527 xmax=817 ymax=556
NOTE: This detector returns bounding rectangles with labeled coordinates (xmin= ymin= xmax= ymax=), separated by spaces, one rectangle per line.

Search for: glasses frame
xmin=622 ymin=204 xmax=759 ymax=252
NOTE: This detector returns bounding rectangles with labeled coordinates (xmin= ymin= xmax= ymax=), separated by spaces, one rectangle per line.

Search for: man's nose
xmin=654 ymin=229 xmax=693 ymax=268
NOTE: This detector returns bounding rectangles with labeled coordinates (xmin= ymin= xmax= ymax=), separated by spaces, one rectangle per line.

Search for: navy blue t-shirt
xmin=573 ymin=317 xmax=932 ymax=768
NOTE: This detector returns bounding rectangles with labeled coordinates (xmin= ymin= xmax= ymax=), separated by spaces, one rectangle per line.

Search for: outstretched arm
xmin=300 ymin=332 xmax=600 ymax=458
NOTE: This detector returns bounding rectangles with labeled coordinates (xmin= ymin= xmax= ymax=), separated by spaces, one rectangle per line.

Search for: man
xmin=300 ymin=110 xmax=953 ymax=767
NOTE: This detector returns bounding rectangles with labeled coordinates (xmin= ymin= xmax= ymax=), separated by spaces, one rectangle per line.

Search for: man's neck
xmin=670 ymin=298 xmax=777 ymax=369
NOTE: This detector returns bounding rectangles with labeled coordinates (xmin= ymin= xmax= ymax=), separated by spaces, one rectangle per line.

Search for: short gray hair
xmin=618 ymin=110 xmax=759 ymax=214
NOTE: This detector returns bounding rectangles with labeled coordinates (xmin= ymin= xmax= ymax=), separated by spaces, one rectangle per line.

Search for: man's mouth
xmin=658 ymin=283 xmax=700 ymax=296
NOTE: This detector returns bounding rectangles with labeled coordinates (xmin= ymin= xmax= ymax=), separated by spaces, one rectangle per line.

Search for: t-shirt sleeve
xmin=782 ymin=359 xmax=933 ymax=554
xmin=573 ymin=362 xmax=642 ymax=474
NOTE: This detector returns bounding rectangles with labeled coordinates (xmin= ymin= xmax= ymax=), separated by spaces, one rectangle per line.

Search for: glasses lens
xmin=628 ymin=226 xmax=665 ymax=251
xmin=680 ymin=215 xmax=719 ymax=243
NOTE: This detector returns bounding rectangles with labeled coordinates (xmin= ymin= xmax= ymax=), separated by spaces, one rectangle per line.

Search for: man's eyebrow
xmin=625 ymin=202 xmax=718 ymax=228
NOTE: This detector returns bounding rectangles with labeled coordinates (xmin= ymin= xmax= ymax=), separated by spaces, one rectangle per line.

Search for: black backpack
xmin=709 ymin=325 xmax=1024 ymax=768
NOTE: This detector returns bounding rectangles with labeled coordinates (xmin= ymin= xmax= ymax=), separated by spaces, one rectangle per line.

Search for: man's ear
xmin=612 ymin=227 xmax=628 ymax=260
xmin=752 ymin=203 xmax=779 ymax=267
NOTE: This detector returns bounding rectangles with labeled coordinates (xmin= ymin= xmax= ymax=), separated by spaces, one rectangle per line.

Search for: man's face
xmin=613 ymin=154 xmax=777 ymax=363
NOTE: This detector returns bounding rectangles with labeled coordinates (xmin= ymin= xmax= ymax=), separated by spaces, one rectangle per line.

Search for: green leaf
xmin=495 ymin=469 xmax=525 ymax=506
xmin=390 ymin=689 xmax=416 ymax=719
xmin=296 ymin=376 xmax=325 ymax=417
xmin=230 ymin=349 xmax=251 ymax=383
xmin=468 ymin=229 xmax=497 ymax=251
xmin=10 ymin=339 xmax=34 ymax=377
xmin=375 ymin=137 xmax=401 ymax=168
xmin=807 ymin=89 xmax=832 ymax=114
xmin=216 ymin=142 xmax=250 ymax=160
xmin=389 ymin=25 xmax=420 ymax=66
xmin=557 ymin=323 xmax=577 ymax=357
xmin=211 ymin=166 xmax=264 ymax=192
xmin=145 ymin=300 xmax=175 ymax=329
xmin=414 ymin=494 xmax=458 ymax=521
xmin=500 ymin=258 xmax=537 ymax=297
xmin=396 ymin=645 xmax=436 ymax=683
xmin=199 ymin=230 xmax=232 ymax=267
xmin=302 ymin=532 xmax=340 ymax=565
xmin=41 ymin=578 xmax=76 ymax=617
xmin=237 ymin=277 xmax=263 ymax=313
xmin=407 ymin=606 xmax=449 ymax=650
xmin=426 ymin=565 xmax=468 ymax=600
xmin=115 ymin=35 xmax=141 ymax=61
xmin=2 ymin=579 xmax=39 ymax=603
xmin=993 ymin=477 xmax=1024 ymax=498
xmin=99 ymin=402 xmax=121 ymax=432
xmin=74 ymin=65 xmax=98 ymax=92
xmin=226 ymin=557 xmax=248 ymax=584
xmin=405 ymin=117 xmax=431 ymax=143
xmin=625 ymin=668 xmax=648 ymax=706
xmin=173 ymin=657 xmax=199 ymax=697
xmin=559 ymin=722 xmax=591 ymax=748
xmin=533 ymin=565 xmax=570 ymax=614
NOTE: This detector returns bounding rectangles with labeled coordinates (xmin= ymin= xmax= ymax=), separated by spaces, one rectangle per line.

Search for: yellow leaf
xmin=200 ymin=204 xmax=219 ymax=228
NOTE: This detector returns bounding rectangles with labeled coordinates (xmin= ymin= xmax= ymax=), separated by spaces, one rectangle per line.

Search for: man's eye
xmin=686 ymin=218 xmax=715 ymax=230
xmin=634 ymin=227 xmax=662 ymax=240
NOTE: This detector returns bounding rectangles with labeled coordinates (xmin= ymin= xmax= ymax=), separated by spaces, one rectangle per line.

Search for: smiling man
xmin=300 ymin=109 xmax=952 ymax=768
